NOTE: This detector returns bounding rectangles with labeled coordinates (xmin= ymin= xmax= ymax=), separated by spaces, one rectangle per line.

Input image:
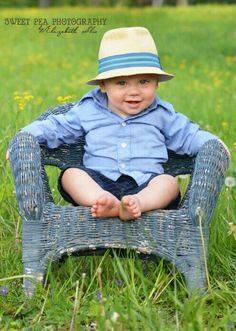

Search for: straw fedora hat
xmin=86 ymin=27 xmax=174 ymax=85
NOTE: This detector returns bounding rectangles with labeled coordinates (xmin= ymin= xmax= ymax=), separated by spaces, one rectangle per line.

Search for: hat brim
xmin=86 ymin=67 xmax=174 ymax=85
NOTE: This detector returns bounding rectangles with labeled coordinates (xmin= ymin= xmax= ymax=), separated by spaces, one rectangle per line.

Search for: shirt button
xmin=121 ymin=122 xmax=126 ymax=127
xmin=121 ymin=163 xmax=126 ymax=169
xmin=121 ymin=142 xmax=127 ymax=148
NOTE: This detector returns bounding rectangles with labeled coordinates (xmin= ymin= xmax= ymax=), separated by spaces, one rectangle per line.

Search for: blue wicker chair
xmin=9 ymin=103 xmax=230 ymax=297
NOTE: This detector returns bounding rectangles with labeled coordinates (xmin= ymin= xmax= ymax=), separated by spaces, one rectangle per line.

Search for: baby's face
xmin=99 ymin=74 xmax=158 ymax=118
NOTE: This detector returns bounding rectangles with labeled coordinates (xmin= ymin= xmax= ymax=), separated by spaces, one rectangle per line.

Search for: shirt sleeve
xmin=22 ymin=103 xmax=85 ymax=149
xmin=159 ymin=101 xmax=217 ymax=156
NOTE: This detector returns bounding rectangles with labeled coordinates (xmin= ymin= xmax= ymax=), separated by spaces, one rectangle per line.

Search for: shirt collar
xmin=80 ymin=88 xmax=106 ymax=106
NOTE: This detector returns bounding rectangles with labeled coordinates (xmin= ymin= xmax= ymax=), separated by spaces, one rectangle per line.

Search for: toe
xmin=98 ymin=196 xmax=107 ymax=206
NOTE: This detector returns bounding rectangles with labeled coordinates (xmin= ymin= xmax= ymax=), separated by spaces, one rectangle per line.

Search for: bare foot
xmin=119 ymin=195 xmax=141 ymax=221
xmin=91 ymin=192 xmax=120 ymax=218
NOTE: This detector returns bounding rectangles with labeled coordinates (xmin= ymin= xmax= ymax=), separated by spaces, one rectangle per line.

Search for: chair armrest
xmin=9 ymin=132 xmax=45 ymax=220
xmin=189 ymin=139 xmax=230 ymax=225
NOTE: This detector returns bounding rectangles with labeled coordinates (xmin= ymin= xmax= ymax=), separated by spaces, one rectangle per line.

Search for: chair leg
xmin=184 ymin=265 xmax=207 ymax=294
xmin=177 ymin=256 xmax=207 ymax=294
xmin=23 ymin=267 xmax=45 ymax=298
xmin=22 ymin=220 xmax=47 ymax=297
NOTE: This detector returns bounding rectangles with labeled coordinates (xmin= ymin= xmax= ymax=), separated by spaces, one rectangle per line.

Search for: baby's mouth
xmin=126 ymin=100 xmax=142 ymax=105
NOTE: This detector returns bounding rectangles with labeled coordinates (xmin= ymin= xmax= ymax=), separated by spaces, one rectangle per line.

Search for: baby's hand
xmin=5 ymin=150 xmax=9 ymax=160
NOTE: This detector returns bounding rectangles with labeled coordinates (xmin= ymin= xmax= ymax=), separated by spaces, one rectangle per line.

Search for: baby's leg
xmin=61 ymin=168 xmax=120 ymax=218
xmin=119 ymin=174 xmax=179 ymax=221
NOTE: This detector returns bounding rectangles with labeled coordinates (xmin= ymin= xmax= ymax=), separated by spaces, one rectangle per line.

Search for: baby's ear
xmin=99 ymin=80 xmax=106 ymax=92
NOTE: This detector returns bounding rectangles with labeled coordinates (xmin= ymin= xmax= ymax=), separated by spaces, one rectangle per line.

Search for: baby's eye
xmin=139 ymin=79 xmax=149 ymax=85
xmin=117 ymin=80 xmax=126 ymax=86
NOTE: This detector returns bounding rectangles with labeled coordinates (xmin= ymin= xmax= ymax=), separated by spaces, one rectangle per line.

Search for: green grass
xmin=0 ymin=4 xmax=236 ymax=330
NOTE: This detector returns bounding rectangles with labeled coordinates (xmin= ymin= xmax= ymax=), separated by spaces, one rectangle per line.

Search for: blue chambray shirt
xmin=22 ymin=88 xmax=217 ymax=185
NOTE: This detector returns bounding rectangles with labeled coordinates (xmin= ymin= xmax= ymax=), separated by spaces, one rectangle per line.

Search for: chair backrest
xmin=38 ymin=103 xmax=196 ymax=176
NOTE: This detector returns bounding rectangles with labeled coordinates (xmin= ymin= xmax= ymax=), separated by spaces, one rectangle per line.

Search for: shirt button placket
xmin=119 ymin=121 xmax=129 ymax=173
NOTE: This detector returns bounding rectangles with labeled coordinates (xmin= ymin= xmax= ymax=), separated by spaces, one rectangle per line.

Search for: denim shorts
xmin=58 ymin=165 xmax=180 ymax=209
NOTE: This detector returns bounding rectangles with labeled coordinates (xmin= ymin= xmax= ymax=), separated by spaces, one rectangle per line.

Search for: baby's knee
xmin=61 ymin=168 xmax=86 ymax=184
xmin=164 ymin=175 xmax=180 ymax=194
xmin=152 ymin=174 xmax=179 ymax=193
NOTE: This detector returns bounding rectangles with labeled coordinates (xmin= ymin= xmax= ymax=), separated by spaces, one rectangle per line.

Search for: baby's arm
xmin=160 ymin=103 xmax=218 ymax=156
xmin=12 ymin=103 xmax=84 ymax=149
xmin=21 ymin=111 xmax=83 ymax=148
xmin=6 ymin=103 xmax=85 ymax=161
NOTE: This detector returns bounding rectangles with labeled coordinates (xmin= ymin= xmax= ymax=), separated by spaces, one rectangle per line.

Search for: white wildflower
xmin=196 ymin=206 xmax=204 ymax=218
xmin=111 ymin=311 xmax=120 ymax=323
xmin=225 ymin=176 xmax=236 ymax=188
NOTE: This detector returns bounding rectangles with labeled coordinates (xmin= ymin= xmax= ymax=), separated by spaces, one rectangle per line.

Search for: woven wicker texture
xmin=9 ymin=103 xmax=230 ymax=296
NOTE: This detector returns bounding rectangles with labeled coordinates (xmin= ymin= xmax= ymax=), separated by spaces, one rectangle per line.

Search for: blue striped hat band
xmin=98 ymin=52 xmax=162 ymax=74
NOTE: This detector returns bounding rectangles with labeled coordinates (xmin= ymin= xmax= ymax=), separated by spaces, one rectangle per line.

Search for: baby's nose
xmin=128 ymin=85 xmax=140 ymax=95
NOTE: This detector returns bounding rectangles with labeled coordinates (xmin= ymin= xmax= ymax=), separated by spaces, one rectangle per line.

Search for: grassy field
xmin=0 ymin=4 xmax=236 ymax=330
